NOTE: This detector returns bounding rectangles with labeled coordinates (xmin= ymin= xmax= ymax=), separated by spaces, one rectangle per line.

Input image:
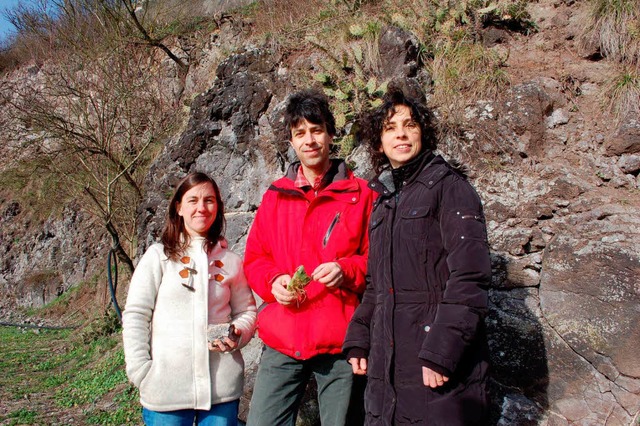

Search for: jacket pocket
xmin=131 ymin=359 xmax=152 ymax=388
xmin=451 ymin=209 xmax=487 ymax=242
xmin=399 ymin=206 xmax=430 ymax=240
xmin=368 ymin=212 xmax=386 ymax=267
xmin=369 ymin=212 xmax=385 ymax=232
xmin=138 ymin=360 xmax=154 ymax=393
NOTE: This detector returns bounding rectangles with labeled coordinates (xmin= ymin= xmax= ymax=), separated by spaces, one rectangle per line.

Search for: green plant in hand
xmin=287 ymin=265 xmax=312 ymax=302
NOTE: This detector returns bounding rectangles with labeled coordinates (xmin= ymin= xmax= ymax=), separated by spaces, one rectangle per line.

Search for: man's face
xmin=289 ymin=119 xmax=332 ymax=174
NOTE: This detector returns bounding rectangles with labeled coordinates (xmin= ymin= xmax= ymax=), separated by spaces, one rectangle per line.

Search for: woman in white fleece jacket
xmin=123 ymin=172 xmax=257 ymax=426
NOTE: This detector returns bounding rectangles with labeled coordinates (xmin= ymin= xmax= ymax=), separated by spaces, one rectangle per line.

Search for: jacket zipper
xmin=322 ymin=212 xmax=341 ymax=248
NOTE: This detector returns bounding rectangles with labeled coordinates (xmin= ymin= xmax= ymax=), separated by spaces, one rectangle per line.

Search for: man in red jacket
xmin=244 ymin=89 xmax=374 ymax=426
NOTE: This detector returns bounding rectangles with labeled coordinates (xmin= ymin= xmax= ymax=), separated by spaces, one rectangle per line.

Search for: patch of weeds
xmin=38 ymin=283 xmax=80 ymax=312
xmin=430 ymin=39 xmax=510 ymax=123
xmin=582 ymin=0 xmax=640 ymax=67
xmin=0 ymin=327 xmax=73 ymax=402
xmin=56 ymin=347 xmax=127 ymax=408
xmin=80 ymin=309 xmax=122 ymax=344
xmin=4 ymin=408 xmax=37 ymax=425
xmin=604 ymin=68 xmax=640 ymax=119
xmin=477 ymin=0 xmax=537 ymax=34
xmin=84 ymin=383 xmax=140 ymax=426
xmin=1 ymin=322 xmax=134 ymax=424
xmin=237 ymin=0 xmax=260 ymax=17
xmin=0 ymin=164 xmax=69 ymax=222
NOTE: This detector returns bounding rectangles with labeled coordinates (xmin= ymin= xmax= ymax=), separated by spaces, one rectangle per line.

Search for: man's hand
xmin=312 ymin=262 xmax=344 ymax=288
xmin=271 ymin=274 xmax=295 ymax=305
xmin=349 ymin=357 xmax=367 ymax=375
xmin=422 ymin=366 xmax=449 ymax=388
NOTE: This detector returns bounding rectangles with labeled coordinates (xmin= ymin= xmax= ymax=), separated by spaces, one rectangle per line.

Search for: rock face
xmin=130 ymin=36 xmax=640 ymax=423
xmin=378 ymin=26 xmax=420 ymax=81
xmin=136 ymin=49 xmax=292 ymax=259
xmin=0 ymin=203 xmax=107 ymax=311
xmin=1 ymin=1 xmax=639 ymax=424
xmin=606 ymin=117 xmax=640 ymax=156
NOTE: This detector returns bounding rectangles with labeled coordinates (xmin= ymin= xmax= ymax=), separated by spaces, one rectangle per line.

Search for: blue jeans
xmin=246 ymin=346 xmax=353 ymax=426
xmin=142 ymin=400 xmax=239 ymax=426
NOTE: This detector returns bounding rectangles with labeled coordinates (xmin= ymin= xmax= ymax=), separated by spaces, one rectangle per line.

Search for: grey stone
xmin=618 ymin=154 xmax=640 ymax=174
xmin=499 ymin=82 xmax=554 ymax=156
xmin=605 ymin=116 xmax=640 ymax=156
xmin=378 ymin=26 xmax=420 ymax=81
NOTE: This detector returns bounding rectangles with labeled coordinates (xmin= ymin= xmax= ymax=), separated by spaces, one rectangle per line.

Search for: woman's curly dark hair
xmin=357 ymin=87 xmax=438 ymax=172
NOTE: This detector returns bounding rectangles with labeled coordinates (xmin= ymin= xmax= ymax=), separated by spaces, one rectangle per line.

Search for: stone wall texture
xmin=1 ymin=1 xmax=638 ymax=424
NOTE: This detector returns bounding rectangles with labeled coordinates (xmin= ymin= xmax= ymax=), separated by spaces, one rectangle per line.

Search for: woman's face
xmin=177 ymin=182 xmax=218 ymax=237
xmin=379 ymin=104 xmax=422 ymax=168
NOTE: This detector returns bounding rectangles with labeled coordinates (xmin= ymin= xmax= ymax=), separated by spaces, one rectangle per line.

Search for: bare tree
xmin=1 ymin=25 xmax=175 ymax=272
xmin=114 ymin=0 xmax=189 ymax=73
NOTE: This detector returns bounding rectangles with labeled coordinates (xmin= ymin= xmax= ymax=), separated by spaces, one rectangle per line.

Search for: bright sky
xmin=0 ymin=0 xmax=32 ymax=44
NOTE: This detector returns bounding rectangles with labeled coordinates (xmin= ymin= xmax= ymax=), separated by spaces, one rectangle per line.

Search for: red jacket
xmin=244 ymin=160 xmax=374 ymax=359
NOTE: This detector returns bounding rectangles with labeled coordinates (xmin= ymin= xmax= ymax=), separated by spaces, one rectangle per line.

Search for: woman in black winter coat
xmin=343 ymin=87 xmax=492 ymax=425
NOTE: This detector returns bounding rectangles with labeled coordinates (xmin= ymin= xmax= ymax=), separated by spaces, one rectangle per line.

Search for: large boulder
xmin=538 ymin=205 xmax=640 ymax=424
xmin=605 ymin=116 xmax=640 ymax=156
xmin=378 ymin=26 xmax=420 ymax=81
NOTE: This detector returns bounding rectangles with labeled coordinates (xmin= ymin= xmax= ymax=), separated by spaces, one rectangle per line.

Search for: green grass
xmin=0 ymin=324 xmax=140 ymax=425
xmin=4 ymin=408 xmax=38 ymax=426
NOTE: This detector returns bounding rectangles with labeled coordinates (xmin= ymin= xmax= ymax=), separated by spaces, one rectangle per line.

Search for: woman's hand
xmin=422 ymin=366 xmax=449 ymax=388
xmin=208 ymin=327 xmax=241 ymax=352
xmin=349 ymin=357 xmax=368 ymax=375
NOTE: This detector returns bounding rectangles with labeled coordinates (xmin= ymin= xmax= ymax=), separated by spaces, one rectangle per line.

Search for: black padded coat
xmin=343 ymin=154 xmax=491 ymax=425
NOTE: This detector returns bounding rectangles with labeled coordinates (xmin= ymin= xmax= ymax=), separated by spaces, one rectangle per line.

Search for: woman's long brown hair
xmin=161 ymin=173 xmax=226 ymax=261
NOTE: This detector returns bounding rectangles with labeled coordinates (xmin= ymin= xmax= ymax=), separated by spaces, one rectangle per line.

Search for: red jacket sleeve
xmin=243 ymin=192 xmax=281 ymax=303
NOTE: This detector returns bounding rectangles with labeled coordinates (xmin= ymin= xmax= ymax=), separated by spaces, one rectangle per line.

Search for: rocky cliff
xmin=1 ymin=0 xmax=638 ymax=424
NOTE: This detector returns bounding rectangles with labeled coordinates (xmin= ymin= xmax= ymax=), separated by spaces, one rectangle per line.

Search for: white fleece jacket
xmin=122 ymin=238 xmax=257 ymax=411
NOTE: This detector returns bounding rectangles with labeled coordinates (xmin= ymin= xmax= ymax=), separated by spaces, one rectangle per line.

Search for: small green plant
xmin=56 ymin=347 xmax=127 ymax=407
xmin=80 ymin=309 xmax=122 ymax=344
xmin=1 ymin=318 xmax=137 ymax=425
xmin=604 ymin=68 xmax=640 ymax=119
xmin=5 ymin=408 xmax=37 ymax=425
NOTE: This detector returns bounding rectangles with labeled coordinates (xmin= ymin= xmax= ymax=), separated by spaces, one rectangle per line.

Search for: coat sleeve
xmin=342 ymin=272 xmax=376 ymax=355
xmin=336 ymin=186 xmax=375 ymax=294
xmin=419 ymin=177 xmax=491 ymax=374
xmin=227 ymin=254 xmax=258 ymax=349
xmin=122 ymin=246 xmax=163 ymax=388
xmin=243 ymin=191 xmax=281 ymax=303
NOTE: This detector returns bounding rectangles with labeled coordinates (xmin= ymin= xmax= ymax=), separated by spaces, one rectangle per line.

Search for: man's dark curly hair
xmin=357 ymin=87 xmax=438 ymax=172
xmin=284 ymin=89 xmax=336 ymax=137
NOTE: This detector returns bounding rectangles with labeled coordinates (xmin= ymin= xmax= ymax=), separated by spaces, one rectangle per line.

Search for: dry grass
xmin=242 ymin=0 xmax=520 ymax=133
xmin=430 ymin=38 xmax=510 ymax=125
xmin=0 ymin=0 xmax=214 ymax=74
xmin=246 ymin=0 xmax=334 ymax=38
xmin=603 ymin=67 xmax=640 ymax=119
xmin=582 ymin=0 xmax=640 ymax=68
